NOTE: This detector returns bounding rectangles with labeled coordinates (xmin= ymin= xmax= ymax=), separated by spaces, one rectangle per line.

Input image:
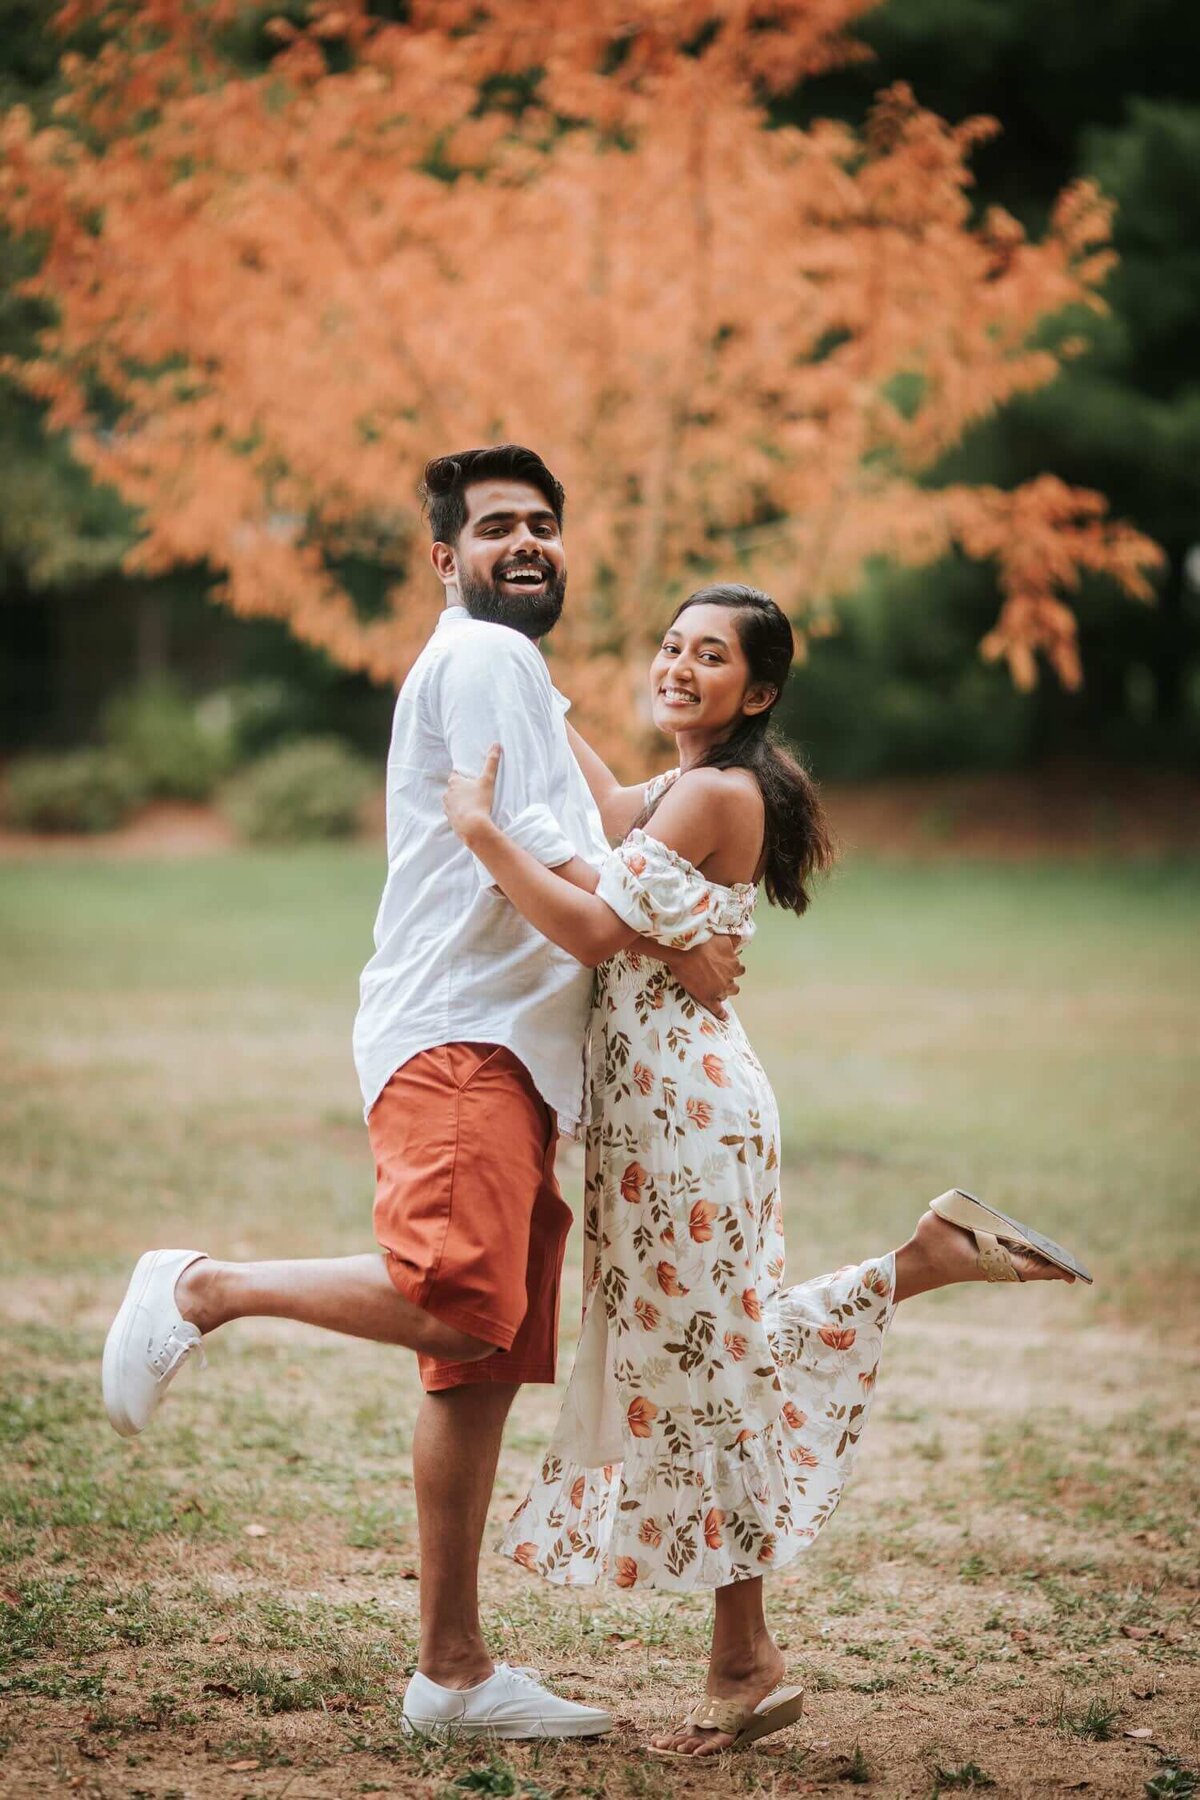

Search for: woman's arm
xmin=531 ymin=849 xmax=745 ymax=1013
xmin=448 ymin=750 xmax=636 ymax=967
xmin=566 ymin=721 xmax=657 ymax=842
xmin=445 ymin=745 xmax=736 ymax=969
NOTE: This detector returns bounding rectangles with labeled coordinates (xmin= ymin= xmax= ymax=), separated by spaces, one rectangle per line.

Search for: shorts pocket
xmin=453 ymin=1042 xmax=511 ymax=1091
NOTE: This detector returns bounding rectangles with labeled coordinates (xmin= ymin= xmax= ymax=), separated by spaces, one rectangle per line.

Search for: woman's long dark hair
xmin=653 ymin=584 xmax=836 ymax=916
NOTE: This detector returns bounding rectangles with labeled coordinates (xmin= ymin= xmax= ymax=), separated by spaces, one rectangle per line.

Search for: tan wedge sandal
xmin=648 ymin=1683 xmax=805 ymax=1757
xmin=930 ymin=1189 xmax=1093 ymax=1285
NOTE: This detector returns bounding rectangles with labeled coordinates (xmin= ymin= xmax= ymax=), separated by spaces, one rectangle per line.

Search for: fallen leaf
xmin=1124 ymin=1728 xmax=1155 ymax=1740
xmin=1121 ymin=1625 xmax=1152 ymax=1639
xmin=208 ymin=1629 xmax=231 ymax=1645
xmin=1 ymin=1589 xmax=21 ymax=1608
xmin=226 ymin=1759 xmax=261 ymax=1771
xmin=243 ymin=1523 xmax=269 ymax=1538
xmin=399 ymin=1567 xmax=419 ymax=1580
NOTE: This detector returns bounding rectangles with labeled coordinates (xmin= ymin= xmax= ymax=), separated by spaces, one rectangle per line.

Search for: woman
xmin=443 ymin=583 xmax=1089 ymax=1758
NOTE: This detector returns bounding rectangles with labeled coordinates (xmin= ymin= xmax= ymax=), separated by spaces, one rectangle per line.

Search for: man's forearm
xmin=655 ymin=943 xmax=694 ymax=978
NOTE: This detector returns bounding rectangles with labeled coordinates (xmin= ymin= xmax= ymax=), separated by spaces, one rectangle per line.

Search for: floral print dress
xmin=500 ymin=813 xmax=897 ymax=1592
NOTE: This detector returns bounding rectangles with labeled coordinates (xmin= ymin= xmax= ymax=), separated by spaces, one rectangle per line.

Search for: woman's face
xmin=649 ymin=603 xmax=760 ymax=738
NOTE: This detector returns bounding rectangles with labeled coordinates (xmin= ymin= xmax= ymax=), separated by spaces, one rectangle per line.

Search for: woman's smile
xmin=649 ymin=602 xmax=755 ymax=736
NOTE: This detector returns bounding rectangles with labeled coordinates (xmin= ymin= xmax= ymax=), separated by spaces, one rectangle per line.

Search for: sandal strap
xmin=684 ymin=1696 xmax=756 ymax=1735
xmin=973 ymin=1228 xmax=1022 ymax=1283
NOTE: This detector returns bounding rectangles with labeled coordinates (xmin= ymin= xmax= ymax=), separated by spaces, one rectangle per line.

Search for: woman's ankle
xmin=892 ymin=1211 xmax=943 ymax=1302
xmin=708 ymin=1627 xmax=783 ymax=1686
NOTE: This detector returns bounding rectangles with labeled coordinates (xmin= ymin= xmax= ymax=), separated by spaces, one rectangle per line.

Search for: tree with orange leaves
xmin=0 ymin=0 xmax=1160 ymax=760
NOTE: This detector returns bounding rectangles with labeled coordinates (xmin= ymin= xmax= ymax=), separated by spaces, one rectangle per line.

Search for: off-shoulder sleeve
xmin=596 ymin=828 xmax=717 ymax=950
xmin=643 ymin=766 xmax=680 ymax=807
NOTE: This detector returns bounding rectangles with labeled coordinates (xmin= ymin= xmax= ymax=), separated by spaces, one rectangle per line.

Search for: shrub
xmin=103 ymin=678 xmax=232 ymax=801
xmin=221 ymin=737 xmax=375 ymax=843
xmin=4 ymin=750 xmax=145 ymax=834
xmin=195 ymin=681 xmax=308 ymax=762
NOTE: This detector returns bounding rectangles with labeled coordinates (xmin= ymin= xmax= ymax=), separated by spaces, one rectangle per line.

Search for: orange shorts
xmin=368 ymin=1041 xmax=572 ymax=1393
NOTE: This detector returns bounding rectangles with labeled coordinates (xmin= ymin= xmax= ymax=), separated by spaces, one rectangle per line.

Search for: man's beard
xmin=459 ymin=565 xmax=566 ymax=640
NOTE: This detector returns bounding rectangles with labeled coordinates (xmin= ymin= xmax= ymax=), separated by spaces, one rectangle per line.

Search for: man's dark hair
xmin=420 ymin=444 xmax=566 ymax=546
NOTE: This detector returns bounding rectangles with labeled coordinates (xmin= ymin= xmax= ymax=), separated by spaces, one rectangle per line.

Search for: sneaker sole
xmin=401 ymin=1713 xmax=613 ymax=1741
xmin=102 ymin=1249 xmax=166 ymax=1438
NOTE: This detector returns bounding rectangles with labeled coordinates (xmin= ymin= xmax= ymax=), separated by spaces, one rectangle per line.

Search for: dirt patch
xmin=826 ymin=764 xmax=1200 ymax=861
xmin=0 ymin=800 xmax=237 ymax=861
xmin=2 ymin=766 xmax=1198 ymax=863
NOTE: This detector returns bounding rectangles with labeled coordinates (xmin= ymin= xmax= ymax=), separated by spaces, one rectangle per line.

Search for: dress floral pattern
xmin=500 ymin=809 xmax=896 ymax=1592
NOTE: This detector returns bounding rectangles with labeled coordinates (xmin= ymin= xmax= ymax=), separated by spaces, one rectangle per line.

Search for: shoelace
xmin=504 ymin=1665 xmax=547 ymax=1690
xmin=147 ymin=1326 xmax=207 ymax=1381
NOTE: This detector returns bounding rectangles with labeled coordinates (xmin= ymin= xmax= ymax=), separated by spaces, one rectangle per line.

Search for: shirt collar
xmin=434 ymin=606 xmax=570 ymax=712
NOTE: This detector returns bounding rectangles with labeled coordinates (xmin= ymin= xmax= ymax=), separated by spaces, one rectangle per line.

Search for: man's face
xmin=433 ymin=479 xmax=567 ymax=639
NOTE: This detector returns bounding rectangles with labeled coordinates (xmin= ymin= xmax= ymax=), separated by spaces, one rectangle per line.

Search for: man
xmin=102 ymin=444 xmax=743 ymax=1739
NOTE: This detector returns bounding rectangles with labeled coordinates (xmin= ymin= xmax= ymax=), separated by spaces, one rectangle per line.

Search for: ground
xmin=0 ymin=845 xmax=1197 ymax=1799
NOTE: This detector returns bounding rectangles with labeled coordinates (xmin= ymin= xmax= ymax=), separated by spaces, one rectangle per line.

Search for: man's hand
xmin=659 ymin=934 xmax=745 ymax=1019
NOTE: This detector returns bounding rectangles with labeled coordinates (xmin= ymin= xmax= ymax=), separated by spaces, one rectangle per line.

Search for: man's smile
xmin=497 ymin=561 xmax=551 ymax=590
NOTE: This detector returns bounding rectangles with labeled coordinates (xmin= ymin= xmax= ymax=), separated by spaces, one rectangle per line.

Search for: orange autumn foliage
xmin=0 ymin=0 xmax=1161 ymax=760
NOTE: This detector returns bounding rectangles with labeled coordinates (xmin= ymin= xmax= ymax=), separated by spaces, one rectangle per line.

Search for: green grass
xmin=0 ymin=847 xmax=1197 ymax=1797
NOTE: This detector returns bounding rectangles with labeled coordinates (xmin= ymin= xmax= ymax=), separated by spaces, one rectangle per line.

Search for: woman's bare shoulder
xmin=659 ymin=766 xmax=764 ymax=879
xmin=671 ymin=764 xmax=759 ymax=798
xmin=671 ymin=764 xmax=762 ymax=817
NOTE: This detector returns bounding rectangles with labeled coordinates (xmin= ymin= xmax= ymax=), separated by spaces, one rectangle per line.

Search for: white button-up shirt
xmin=353 ymin=607 xmax=610 ymax=1137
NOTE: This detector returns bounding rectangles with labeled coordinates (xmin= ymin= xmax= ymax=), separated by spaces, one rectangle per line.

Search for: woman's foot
xmin=894 ymin=1208 xmax=1076 ymax=1303
xmin=648 ymin=1638 xmax=787 ymax=1757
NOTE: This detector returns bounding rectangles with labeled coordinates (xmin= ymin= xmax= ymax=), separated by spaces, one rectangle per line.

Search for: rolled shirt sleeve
xmin=437 ymin=629 xmax=579 ymax=890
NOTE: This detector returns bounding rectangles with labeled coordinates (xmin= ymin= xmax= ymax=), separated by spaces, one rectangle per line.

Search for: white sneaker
xmin=401 ymin=1663 xmax=613 ymax=1740
xmin=102 ymin=1249 xmax=208 ymax=1438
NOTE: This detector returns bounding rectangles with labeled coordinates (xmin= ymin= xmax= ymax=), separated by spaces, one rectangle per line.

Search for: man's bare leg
xmin=413 ymin=1382 xmax=519 ymax=1687
xmin=175 ymin=1253 xmax=494 ymax=1361
xmin=177 ymin=1258 xmax=512 ymax=1682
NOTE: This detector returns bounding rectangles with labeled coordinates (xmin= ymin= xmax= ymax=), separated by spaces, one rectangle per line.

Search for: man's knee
xmin=421 ymin=1319 xmax=498 ymax=1363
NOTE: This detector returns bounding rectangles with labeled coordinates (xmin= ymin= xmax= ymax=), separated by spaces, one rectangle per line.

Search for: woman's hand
xmin=443 ymin=742 xmax=502 ymax=844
